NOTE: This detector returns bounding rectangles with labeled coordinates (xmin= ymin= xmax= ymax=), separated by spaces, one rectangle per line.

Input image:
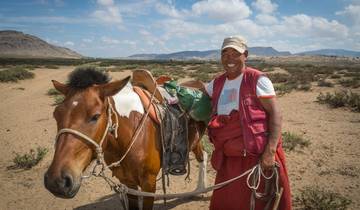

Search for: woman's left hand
xmin=260 ymin=151 xmax=275 ymax=171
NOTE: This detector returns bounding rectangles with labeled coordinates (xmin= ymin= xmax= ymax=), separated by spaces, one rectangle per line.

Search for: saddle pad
xmin=133 ymin=86 xmax=161 ymax=124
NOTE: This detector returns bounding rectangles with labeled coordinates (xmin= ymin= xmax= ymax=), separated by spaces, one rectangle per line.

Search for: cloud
xmin=155 ymin=2 xmax=186 ymax=19
xmin=92 ymin=0 xmax=122 ymax=24
xmin=274 ymin=14 xmax=349 ymax=39
xmin=255 ymin=14 xmax=278 ymax=25
xmin=192 ymin=0 xmax=251 ymax=22
xmin=252 ymin=0 xmax=278 ymax=14
xmin=336 ymin=4 xmax=360 ymax=25
xmin=101 ymin=36 xmax=120 ymax=44
xmin=64 ymin=41 xmax=74 ymax=46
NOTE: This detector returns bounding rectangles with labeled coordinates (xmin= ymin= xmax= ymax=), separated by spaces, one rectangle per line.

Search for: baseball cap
xmin=221 ymin=36 xmax=247 ymax=54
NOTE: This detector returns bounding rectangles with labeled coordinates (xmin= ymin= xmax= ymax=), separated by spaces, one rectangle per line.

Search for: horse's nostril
xmin=63 ymin=174 xmax=73 ymax=189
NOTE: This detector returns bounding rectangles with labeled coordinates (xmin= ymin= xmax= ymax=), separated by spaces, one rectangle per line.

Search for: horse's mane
xmin=67 ymin=67 xmax=111 ymax=89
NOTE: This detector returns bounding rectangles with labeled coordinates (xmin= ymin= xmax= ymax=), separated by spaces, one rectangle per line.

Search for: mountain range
xmin=128 ymin=47 xmax=360 ymax=60
xmin=1 ymin=30 xmax=359 ymax=59
xmin=0 ymin=30 xmax=82 ymax=59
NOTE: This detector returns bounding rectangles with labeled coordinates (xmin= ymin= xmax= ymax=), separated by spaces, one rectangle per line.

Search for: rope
xmin=106 ymin=86 xmax=157 ymax=169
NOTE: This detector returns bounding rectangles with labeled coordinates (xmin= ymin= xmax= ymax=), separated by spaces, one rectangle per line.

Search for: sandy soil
xmin=0 ymin=66 xmax=359 ymax=210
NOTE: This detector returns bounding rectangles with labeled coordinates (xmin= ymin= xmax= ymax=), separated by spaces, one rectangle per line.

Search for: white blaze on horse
xmin=44 ymin=68 xmax=207 ymax=210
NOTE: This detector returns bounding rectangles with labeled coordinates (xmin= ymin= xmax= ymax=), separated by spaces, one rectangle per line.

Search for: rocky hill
xmin=0 ymin=30 xmax=82 ymax=59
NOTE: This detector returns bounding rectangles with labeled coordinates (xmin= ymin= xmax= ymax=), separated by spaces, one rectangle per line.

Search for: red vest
xmin=208 ymin=67 xmax=268 ymax=157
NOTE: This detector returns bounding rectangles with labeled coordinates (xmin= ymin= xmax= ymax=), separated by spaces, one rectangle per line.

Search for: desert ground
xmin=0 ymin=63 xmax=360 ymax=210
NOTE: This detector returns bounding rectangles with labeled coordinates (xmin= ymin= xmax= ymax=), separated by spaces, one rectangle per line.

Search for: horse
xmin=44 ymin=68 xmax=208 ymax=210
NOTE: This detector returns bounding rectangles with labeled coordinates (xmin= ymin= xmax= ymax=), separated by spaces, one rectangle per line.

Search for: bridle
xmin=54 ymin=98 xmax=118 ymax=172
xmin=54 ymin=86 xmax=156 ymax=173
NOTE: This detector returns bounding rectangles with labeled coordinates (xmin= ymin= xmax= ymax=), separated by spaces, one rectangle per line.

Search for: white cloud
xmin=97 ymin=0 xmax=114 ymax=7
xmin=255 ymin=14 xmax=278 ymax=25
xmin=92 ymin=0 xmax=122 ymax=24
xmin=192 ymin=0 xmax=251 ymax=22
xmin=252 ymin=0 xmax=278 ymax=14
xmin=101 ymin=36 xmax=120 ymax=44
xmin=155 ymin=2 xmax=186 ymax=19
xmin=64 ymin=41 xmax=74 ymax=46
xmin=336 ymin=4 xmax=360 ymax=25
xmin=271 ymin=14 xmax=348 ymax=40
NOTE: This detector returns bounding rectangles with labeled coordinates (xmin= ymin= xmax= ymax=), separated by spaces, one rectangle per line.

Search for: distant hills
xmin=1 ymin=30 xmax=359 ymax=60
xmin=295 ymin=49 xmax=360 ymax=57
xmin=129 ymin=47 xmax=360 ymax=60
xmin=0 ymin=30 xmax=82 ymax=59
xmin=128 ymin=47 xmax=291 ymax=60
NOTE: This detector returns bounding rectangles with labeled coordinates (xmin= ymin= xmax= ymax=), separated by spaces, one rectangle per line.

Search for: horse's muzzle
xmin=44 ymin=170 xmax=80 ymax=198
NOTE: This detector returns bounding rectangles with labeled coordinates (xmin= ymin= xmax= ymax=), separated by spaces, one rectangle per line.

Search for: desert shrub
xmin=317 ymin=91 xmax=360 ymax=112
xmin=330 ymin=74 xmax=341 ymax=79
xmin=53 ymin=95 xmax=65 ymax=105
xmin=47 ymin=88 xmax=61 ymax=96
xmin=298 ymin=83 xmax=312 ymax=91
xmin=268 ymin=73 xmax=290 ymax=83
xmin=0 ymin=67 xmax=35 ymax=82
xmin=44 ymin=65 xmax=59 ymax=69
xmin=343 ymin=72 xmax=360 ymax=77
xmin=282 ymin=132 xmax=310 ymax=152
xmin=189 ymin=71 xmax=212 ymax=82
xmin=274 ymin=83 xmax=298 ymax=95
xmin=317 ymin=79 xmax=334 ymax=87
xmin=338 ymin=78 xmax=360 ymax=88
xmin=296 ymin=186 xmax=351 ymax=210
xmin=8 ymin=147 xmax=48 ymax=170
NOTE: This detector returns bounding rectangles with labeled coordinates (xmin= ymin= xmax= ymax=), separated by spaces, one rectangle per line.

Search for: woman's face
xmin=221 ymin=48 xmax=247 ymax=78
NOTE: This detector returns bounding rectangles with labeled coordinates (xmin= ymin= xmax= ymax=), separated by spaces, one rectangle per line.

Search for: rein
xmin=53 ymin=86 xmax=281 ymax=210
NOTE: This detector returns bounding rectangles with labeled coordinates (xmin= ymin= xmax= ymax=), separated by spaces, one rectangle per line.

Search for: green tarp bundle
xmin=164 ymin=80 xmax=211 ymax=124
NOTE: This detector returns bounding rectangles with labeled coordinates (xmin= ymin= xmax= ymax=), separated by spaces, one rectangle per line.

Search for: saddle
xmin=131 ymin=69 xmax=189 ymax=176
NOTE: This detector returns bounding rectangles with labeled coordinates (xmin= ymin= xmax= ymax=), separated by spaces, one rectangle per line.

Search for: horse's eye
xmin=90 ymin=114 xmax=101 ymax=123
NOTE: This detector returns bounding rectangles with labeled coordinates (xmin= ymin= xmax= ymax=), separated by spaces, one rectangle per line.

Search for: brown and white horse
xmin=44 ymin=68 xmax=207 ymax=210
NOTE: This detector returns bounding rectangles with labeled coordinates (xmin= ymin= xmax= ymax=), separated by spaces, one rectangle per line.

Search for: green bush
xmin=296 ymin=186 xmax=351 ymax=210
xmin=47 ymin=88 xmax=61 ymax=96
xmin=282 ymin=132 xmax=310 ymax=151
xmin=317 ymin=79 xmax=334 ymax=87
xmin=0 ymin=67 xmax=35 ymax=82
xmin=268 ymin=73 xmax=290 ymax=83
xmin=44 ymin=65 xmax=59 ymax=69
xmin=330 ymin=74 xmax=341 ymax=79
xmin=317 ymin=91 xmax=360 ymax=112
xmin=53 ymin=95 xmax=65 ymax=105
xmin=8 ymin=147 xmax=48 ymax=170
xmin=338 ymin=78 xmax=360 ymax=88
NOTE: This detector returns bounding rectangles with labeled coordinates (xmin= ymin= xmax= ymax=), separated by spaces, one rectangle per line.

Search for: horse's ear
xmin=101 ymin=76 xmax=131 ymax=97
xmin=52 ymin=80 xmax=69 ymax=95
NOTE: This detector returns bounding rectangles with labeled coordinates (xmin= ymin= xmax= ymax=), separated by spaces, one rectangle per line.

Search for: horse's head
xmin=44 ymin=68 xmax=130 ymax=198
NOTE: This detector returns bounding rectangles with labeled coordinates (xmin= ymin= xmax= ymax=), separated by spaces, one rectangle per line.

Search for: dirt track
xmin=1 ymin=67 xmax=359 ymax=210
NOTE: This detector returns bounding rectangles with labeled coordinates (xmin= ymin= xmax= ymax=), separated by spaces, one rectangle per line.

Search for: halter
xmin=54 ymin=85 xmax=156 ymax=174
xmin=54 ymin=98 xmax=117 ymax=171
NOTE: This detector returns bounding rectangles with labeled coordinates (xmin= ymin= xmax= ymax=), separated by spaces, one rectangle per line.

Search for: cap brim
xmin=221 ymin=45 xmax=246 ymax=54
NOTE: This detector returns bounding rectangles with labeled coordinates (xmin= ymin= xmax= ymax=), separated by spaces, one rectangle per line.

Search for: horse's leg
xmin=192 ymin=142 xmax=208 ymax=191
xmin=189 ymin=121 xmax=208 ymax=191
xmin=139 ymin=174 xmax=157 ymax=210
xmin=124 ymin=183 xmax=140 ymax=210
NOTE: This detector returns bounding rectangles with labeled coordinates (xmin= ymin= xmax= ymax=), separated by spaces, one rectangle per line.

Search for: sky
xmin=0 ymin=0 xmax=359 ymax=58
